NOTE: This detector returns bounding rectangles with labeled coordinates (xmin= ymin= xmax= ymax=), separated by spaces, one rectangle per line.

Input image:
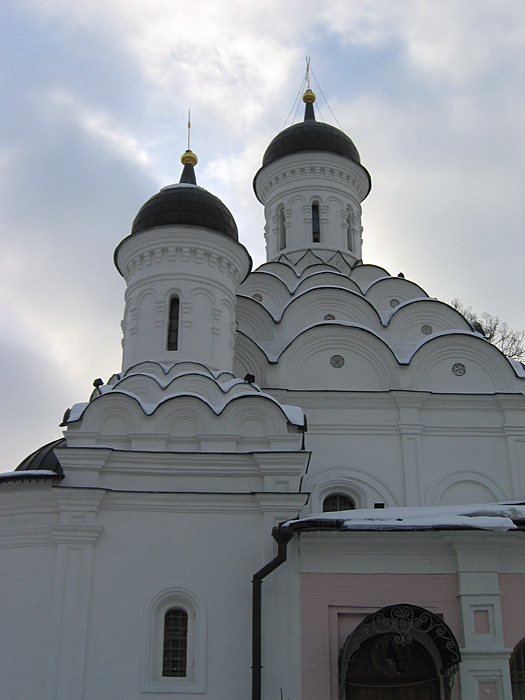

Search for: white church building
xmin=1 ymin=88 xmax=525 ymax=700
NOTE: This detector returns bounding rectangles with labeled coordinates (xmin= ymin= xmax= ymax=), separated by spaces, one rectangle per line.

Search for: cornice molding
xmin=256 ymin=153 xmax=369 ymax=203
xmin=50 ymin=524 xmax=104 ymax=544
xmin=102 ymin=491 xmax=263 ymax=513
xmin=123 ymin=245 xmax=243 ymax=285
xmin=117 ymin=228 xmax=250 ymax=286
xmin=0 ymin=525 xmax=55 ymax=549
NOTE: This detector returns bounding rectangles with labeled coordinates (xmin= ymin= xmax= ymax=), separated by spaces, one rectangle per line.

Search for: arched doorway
xmin=339 ymin=604 xmax=461 ymax=700
xmin=510 ymin=636 xmax=525 ymax=698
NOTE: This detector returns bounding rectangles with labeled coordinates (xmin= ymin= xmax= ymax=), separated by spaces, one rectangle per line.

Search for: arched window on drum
xmin=167 ymin=295 xmax=180 ymax=351
xmin=346 ymin=208 xmax=353 ymax=251
xmin=278 ymin=207 xmax=286 ymax=250
xmin=312 ymin=202 xmax=321 ymax=243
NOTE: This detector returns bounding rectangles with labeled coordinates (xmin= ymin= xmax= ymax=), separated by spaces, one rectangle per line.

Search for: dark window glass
xmin=312 ymin=203 xmax=320 ymax=243
xmin=511 ymin=638 xmax=525 ymax=699
xmin=163 ymin=608 xmax=188 ymax=677
xmin=323 ymin=493 xmax=355 ymax=512
xmin=279 ymin=208 xmax=286 ymax=250
xmin=167 ymin=297 xmax=179 ymax=351
xmin=347 ymin=212 xmax=353 ymax=251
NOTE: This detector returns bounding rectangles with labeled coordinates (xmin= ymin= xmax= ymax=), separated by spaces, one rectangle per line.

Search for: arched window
xmin=163 ymin=608 xmax=188 ymax=677
xmin=511 ymin=637 xmax=525 ymax=699
xmin=167 ymin=296 xmax=180 ymax=351
xmin=323 ymin=493 xmax=356 ymax=512
xmin=142 ymin=587 xmax=206 ymax=693
xmin=279 ymin=207 xmax=286 ymax=250
xmin=312 ymin=202 xmax=321 ymax=243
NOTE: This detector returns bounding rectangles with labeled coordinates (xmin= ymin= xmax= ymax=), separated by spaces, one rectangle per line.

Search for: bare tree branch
xmin=451 ymin=299 xmax=525 ymax=362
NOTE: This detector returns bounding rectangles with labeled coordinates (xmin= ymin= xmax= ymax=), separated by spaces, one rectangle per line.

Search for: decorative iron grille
xmin=339 ymin=604 xmax=461 ymax=700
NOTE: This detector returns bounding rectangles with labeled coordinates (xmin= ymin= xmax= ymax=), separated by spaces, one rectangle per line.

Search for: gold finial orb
xmin=302 ymin=88 xmax=316 ymax=104
xmin=181 ymin=149 xmax=198 ymax=166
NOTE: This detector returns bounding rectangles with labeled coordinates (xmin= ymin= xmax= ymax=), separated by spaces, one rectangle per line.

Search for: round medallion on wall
xmin=252 ymin=293 xmax=262 ymax=302
xmin=390 ymin=298 xmax=400 ymax=308
xmin=324 ymin=313 xmax=335 ymax=320
xmin=421 ymin=324 xmax=433 ymax=335
xmin=451 ymin=362 xmax=466 ymax=376
xmin=330 ymin=355 xmax=345 ymax=368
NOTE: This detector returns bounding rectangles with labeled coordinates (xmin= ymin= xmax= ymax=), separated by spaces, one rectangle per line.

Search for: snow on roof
xmin=284 ymin=502 xmax=525 ymax=532
xmin=510 ymin=359 xmax=525 ymax=377
xmin=67 ymin=402 xmax=89 ymax=422
xmin=280 ymin=404 xmax=305 ymax=426
xmin=65 ymin=390 xmax=305 ymax=427
xmin=0 ymin=469 xmax=61 ymax=484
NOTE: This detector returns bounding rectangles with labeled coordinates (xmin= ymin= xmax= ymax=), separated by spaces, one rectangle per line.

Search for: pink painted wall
xmin=301 ymin=573 xmax=461 ymax=700
xmin=499 ymin=573 xmax=525 ymax=650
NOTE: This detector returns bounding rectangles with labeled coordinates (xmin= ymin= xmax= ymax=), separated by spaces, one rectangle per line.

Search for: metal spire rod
xmin=306 ymin=55 xmax=311 ymax=88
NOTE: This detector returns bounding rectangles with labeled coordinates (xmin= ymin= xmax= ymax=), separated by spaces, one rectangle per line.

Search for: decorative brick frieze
xmin=121 ymin=242 xmax=248 ymax=285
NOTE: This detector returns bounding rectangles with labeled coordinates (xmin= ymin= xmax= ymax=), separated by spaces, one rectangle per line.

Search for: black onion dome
xmin=16 ymin=438 xmax=65 ymax=474
xmin=262 ymin=119 xmax=362 ymax=168
xmin=0 ymin=438 xmax=66 ymax=484
xmin=254 ymin=93 xmax=371 ymax=201
xmin=131 ymin=184 xmax=238 ymax=240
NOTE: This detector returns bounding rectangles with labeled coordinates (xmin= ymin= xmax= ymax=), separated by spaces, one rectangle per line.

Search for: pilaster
xmin=45 ymin=488 xmax=105 ymax=700
xmin=498 ymin=395 xmax=525 ymax=498
xmin=254 ymin=491 xmax=309 ymax=560
xmin=447 ymin=534 xmax=513 ymax=700
xmin=392 ymin=391 xmax=429 ymax=506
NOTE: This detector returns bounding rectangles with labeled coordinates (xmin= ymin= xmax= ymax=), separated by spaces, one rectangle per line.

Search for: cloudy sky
xmin=1 ymin=0 xmax=524 ymax=469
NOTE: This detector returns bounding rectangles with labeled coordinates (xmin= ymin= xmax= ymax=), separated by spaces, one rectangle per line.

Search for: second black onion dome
xmin=261 ymin=88 xmax=363 ymax=168
xmin=130 ymin=150 xmax=238 ymax=240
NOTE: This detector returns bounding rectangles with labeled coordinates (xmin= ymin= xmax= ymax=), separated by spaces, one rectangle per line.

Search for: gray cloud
xmin=1 ymin=0 xmax=523 ymax=468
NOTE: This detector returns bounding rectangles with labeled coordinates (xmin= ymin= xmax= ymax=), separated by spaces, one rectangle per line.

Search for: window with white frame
xmin=142 ymin=587 xmax=206 ymax=693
